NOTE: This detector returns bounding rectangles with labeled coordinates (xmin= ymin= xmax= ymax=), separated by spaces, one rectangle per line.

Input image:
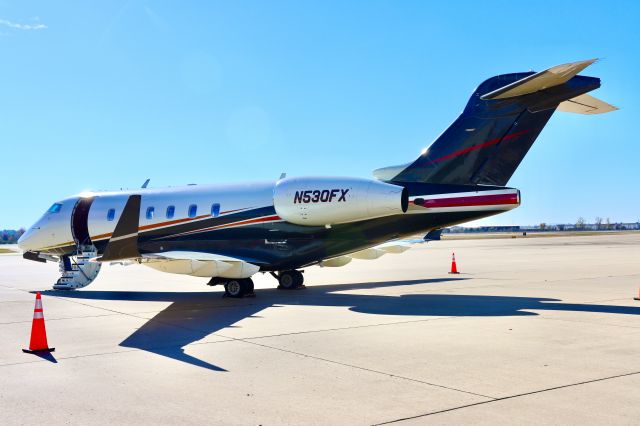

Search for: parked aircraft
xmin=18 ymin=59 xmax=616 ymax=297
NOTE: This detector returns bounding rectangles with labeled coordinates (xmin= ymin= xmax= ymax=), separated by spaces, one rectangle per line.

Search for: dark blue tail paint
xmin=389 ymin=73 xmax=601 ymax=186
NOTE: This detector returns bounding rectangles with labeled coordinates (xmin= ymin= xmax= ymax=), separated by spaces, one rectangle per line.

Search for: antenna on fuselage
xmin=141 ymin=179 xmax=150 ymax=189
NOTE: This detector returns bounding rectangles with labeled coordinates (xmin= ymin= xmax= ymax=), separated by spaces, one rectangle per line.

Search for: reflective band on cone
xmin=22 ymin=292 xmax=55 ymax=354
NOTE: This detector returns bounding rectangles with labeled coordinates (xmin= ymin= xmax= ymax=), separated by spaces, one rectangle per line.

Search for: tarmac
xmin=1 ymin=234 xmax=639 ymax=425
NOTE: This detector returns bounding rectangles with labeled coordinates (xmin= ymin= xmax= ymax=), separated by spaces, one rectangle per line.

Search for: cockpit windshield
xmin=47 ymin=203 xmax=62 ymax=213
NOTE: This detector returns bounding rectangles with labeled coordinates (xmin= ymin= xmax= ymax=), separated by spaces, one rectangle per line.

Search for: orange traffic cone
xmin=449 ymin=252 xmax=460 ymax=274
xmin=22 ymin=292 xmax=55 ymax=353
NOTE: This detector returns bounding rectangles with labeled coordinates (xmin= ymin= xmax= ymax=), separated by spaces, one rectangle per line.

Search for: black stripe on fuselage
xmin=63 ymin=183 xmax=514 ymax=271
xmin=144 ymin=206 xmax=278 ymax=240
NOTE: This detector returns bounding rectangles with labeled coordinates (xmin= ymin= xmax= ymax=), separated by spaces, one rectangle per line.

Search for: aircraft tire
xmin=278 ymin=270 xmax=304 ymax=289
xmin=224 ymin=280 xmax=246 ymax=298
xmin=245 ymin=278 xmax=255 ymax=294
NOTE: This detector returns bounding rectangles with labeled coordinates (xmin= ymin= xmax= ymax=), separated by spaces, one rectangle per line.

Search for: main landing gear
xmin=271 ymin=270 xmax=305 ymax=290
xmin=207 ymin=269 xmax=305 ymax=298
xmin=207 ymin=277 xmax=255 ymax=298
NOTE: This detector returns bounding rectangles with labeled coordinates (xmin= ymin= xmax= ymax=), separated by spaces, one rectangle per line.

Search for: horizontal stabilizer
xmin=557 ymin=93 xmax=618 ymax=114
xmin=481 ymin=59 xmax=597 ymax=100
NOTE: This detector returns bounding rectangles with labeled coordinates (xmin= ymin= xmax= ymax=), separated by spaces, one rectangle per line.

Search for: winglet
xmin=98 ymin=195 xmax=142 ymax=262
xmin=481 ymin=58 xmax=598 ymax=100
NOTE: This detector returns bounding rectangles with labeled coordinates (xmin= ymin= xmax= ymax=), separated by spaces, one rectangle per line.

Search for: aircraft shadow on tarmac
xmin=44 ymin=278 xmax=640 ymax=372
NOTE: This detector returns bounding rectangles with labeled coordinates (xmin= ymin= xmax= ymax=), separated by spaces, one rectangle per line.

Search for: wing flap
xmin=319 ymin=256 xmax=353 ymax=267
xmin=350 ymin=248 xmax=386 ymax=260
xmin=377 ymin=244 xmax=412 ymax=254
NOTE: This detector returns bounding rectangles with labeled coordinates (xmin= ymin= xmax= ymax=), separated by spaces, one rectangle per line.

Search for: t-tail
xmin=374 ymin=59 xmax=617 ymax=186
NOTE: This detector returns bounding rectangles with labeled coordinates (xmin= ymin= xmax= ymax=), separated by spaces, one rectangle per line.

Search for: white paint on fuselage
xmin=87 ymin=181 xmax=275 ymax=243
xmin=19 ymin=181 xmax=276 ymax=252
xmin=18 ymin=196 xmax=78 ymax=252
xmin=18 ymin=180 xmax=520 ymax=255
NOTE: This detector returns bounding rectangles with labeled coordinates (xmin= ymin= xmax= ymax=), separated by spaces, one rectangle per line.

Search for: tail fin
xmin=374 ymin=59 xmax=617 ymax=186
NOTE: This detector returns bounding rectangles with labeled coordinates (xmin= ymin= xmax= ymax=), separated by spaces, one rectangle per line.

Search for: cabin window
xmin=211 ymin=203 xmax=220 ymax=217
xmin=47 ymin=203 xmax=62 ymax=214
xmin=188 ymin=204 xmax=198 ymax=218
xmin=146 ymin=207 xmax=155 ymax=220
xmin=107 ymin=209 xmax=116 ymax=221
xmin=166 ymin=205 xmax=175 ymax=219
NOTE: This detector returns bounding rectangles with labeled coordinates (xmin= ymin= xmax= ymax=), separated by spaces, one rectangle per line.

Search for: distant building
xmin=444 ymin=222 xmax=640 ymax=233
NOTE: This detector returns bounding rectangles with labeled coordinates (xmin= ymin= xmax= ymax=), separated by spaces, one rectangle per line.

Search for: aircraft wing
xmin=320 ymin=230 xmax=440 ymax=267
xmin=143 ymin=251 xmax=253 ymax=262
xmin=141 ymin=251 xmax=260 ymax=278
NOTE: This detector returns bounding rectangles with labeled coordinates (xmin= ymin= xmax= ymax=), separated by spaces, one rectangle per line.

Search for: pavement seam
xmin=536 ymin=315 xmax=640 ymax=330
xmin=0 ymin=312 xmax=123 ymax=325
xmin=31 ymin=295 xmax=491 ymax=400
xmin=213 ymin=316 xmax=463 ymax=340
xmin=0 ymin=283 xmax=179 ymax=319
xmin=36 ymin=294 xmax=464 ymax=338
xmin=0 ymin=337 xmax=239 ymax=368
xmin=211 ymin=333 xmax=496 ymax=400
xmin=3 ymin=274 xmax=639 ymax=399
xmin=371 ymin=370 xmax=640 ymax=425
xmin=0 ymin=348 xmax=142 ymax=367
xmin=0 ymin=337 xmax=492 ymax=402
xmin=470 ymin=273 xmax=640 ymax=285
xmin=0 ymin=282 xmax=259 ymax=316
xmin=4 ymin=286 xmax=635 ymax=374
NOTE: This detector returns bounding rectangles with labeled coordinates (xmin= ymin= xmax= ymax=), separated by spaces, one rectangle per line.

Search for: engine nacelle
xmin=273 ymin=177 xmax=408 ymax=226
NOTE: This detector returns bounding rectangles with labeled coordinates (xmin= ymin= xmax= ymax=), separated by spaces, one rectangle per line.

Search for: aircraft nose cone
xmin=18 ymin=228 xmax=35 ymax=251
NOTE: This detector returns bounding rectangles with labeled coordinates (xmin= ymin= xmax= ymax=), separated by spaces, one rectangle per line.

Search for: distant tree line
xmin=1 ymin=229 xmax=25 ymax=244
xmin=447 ymin=218 xmax=640 ymax=233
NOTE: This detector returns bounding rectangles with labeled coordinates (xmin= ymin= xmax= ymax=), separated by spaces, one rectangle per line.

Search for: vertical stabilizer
xmin=374 ymin=59 xmax=616 ymax=186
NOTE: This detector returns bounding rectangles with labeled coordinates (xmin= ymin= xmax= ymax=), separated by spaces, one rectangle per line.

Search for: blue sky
xmin=1 ymin=0 xmax=638 ymax=229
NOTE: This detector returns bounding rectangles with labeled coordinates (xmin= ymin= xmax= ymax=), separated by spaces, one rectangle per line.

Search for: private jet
xmin=18 ymin=59 xmax=617 ymax=297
